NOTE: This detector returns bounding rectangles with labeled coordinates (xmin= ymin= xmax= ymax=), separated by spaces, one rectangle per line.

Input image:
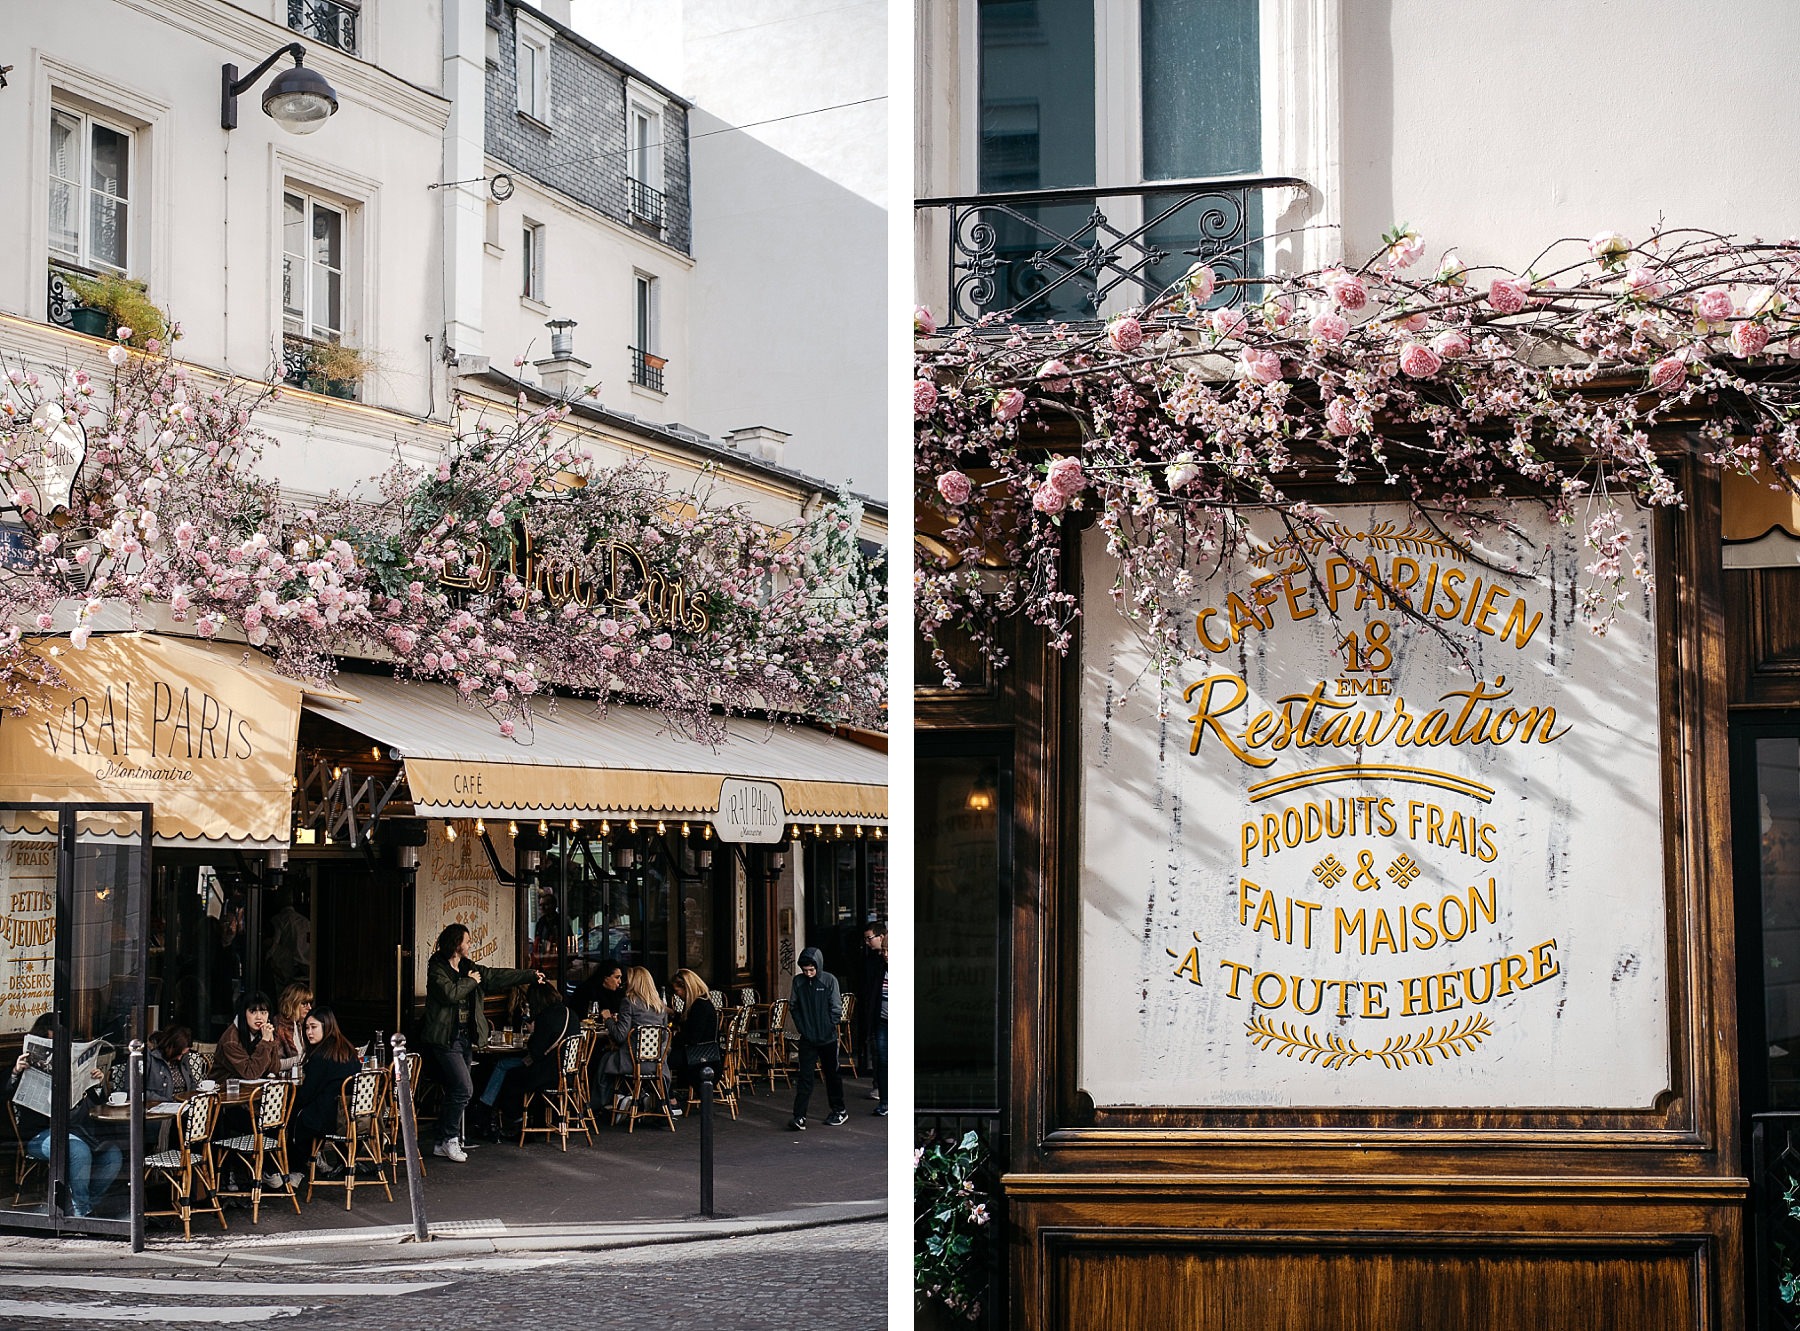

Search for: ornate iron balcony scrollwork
xmin=288 ymin=0 xmax=358 ymax=54
xmin=916 ymin=175 xmax=1307 ymax=330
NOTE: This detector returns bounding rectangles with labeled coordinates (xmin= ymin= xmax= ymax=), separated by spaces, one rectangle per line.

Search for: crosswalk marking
xmin=0 ymin=1300 xmax=305 ymax=1323
xmin=0 ymin=1272 xmax=448 ymax=1298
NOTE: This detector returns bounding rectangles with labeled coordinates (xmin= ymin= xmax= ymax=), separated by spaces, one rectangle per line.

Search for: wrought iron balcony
xmin=630 ymin=345 xmax=666 ymax=393
xmin=288 ymin=0 xmax=359 ymax=54
xmin=628 ymin=178 xmax=666 ymax=229
xmin=915 ymin=174 xmax=1307 ymax=330
xmin=1753 ymin=1113 xmax=1800 ymax=1329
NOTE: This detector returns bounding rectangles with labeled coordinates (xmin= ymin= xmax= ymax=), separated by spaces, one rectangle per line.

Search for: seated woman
xmin=669 ymin=969 xmax=724 ymax=1105
xmin=213 ymin=992 xmax=283 ymax=1082
xmin=144 ymin=1026 xmax=197 ymax=1103
xmin=274 ymin=983 xmax=313 ymax=1074
xmin=491 ymin=983 xmax=575 ymax=1135
xmin=6 ymin=1012 xmax=121 ymax=1218
xmin=596 ymin=966 xmax=669 ymax=1114
xmin=286 ymin=1005 xmax=361 ymax=1181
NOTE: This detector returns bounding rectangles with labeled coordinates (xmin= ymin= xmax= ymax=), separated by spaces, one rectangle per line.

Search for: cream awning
xmin=0 ymin=633 xmax=306 ymax=848
xmin=1723 ymin=464 xmax=1800 ymax=568
xmin=305 ymin=673 xmax=887 ymax=823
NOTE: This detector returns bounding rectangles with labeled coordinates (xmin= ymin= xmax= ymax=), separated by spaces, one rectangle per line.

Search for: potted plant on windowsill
xmin=301 ymin=341 xmax=371 ymax=399
xmin=643 ymin=352 xmax=668 ymax=371
xmin=62 ymin=270 xmax=169 ymax=348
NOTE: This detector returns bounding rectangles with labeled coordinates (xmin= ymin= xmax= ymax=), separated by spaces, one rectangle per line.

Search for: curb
xmin=0 ymin=1200 xmax=887 ymax=1268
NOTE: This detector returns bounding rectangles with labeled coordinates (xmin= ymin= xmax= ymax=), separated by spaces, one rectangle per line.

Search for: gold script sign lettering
xmin=441 ymin=525 xmax=709 ymax=635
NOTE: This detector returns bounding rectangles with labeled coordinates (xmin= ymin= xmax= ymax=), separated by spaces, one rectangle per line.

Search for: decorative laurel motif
xmin=1252 ymin=519 xmax=1467 ymax=571
xmin=1243 ymin=1012 xmax=1494 ymax=1070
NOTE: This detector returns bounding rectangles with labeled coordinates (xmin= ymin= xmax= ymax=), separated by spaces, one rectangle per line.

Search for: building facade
xmin=916 ymin=2 xmax=1800 ymax=1327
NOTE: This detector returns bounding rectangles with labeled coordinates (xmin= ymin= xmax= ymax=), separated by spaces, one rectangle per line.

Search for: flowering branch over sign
xmin=915 ymin=226 xmax=1800 ymax=684
xmin=0 ymin=337 xmax=886 ymax=739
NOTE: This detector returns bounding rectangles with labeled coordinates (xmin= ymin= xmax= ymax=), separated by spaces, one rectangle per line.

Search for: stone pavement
xmin=0 ymin=1071 xmax=888 ymax=1261
xmin=0 ymin=1219 xmax=888 ymax=1328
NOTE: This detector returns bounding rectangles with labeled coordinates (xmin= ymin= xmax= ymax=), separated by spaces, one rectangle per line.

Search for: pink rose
xmin=1107 ymin=315 xmax=1144 ymax=352
xmin=1649 ymin=355 xmax=1687 ymax=393
xmin=499 ymin=720 xmax=516 ymax=738
xmin=994 ymin=388 xmax=1026 ymax=421
xmin=914 ymin=305 xmax=936 ymax=337
xmin=1183 ymin=264 xmax=1217 ymax=303
xmin=1031 ymin=484 xmax=1067 ymax=515
xmin=1046 ymin=455 xmax=1086 ymax=498
xmin=70 ymin=625 xmax=92 ymax=651
xmin=1260 ymin=295 xmax=1294 ymax=328
xmin=1430 ymin=329 xmax=1470 ymax=359
xmin=1209 ymin=308 xmax=1248 ymax=340
xmin=653 ymin=632 xmax=673 ymax=650
xmin=1037 ymin=359 xmax=1073 ymax=391
xmin=1588 ymin=231 xmax=1631 ymax=265
xmin=1624 ymin=266 xmax=1667 ymax=299
xmin=913 ymin=378 xmax=938 ymax=416
xmin=1238 ymin=348 xmax=1283 ymax=384
xmin=1322 ymin=269 xmax=1368 ymax=312
xmin=33 ymin=614 xmax=54 ymax=631
xmin=1388 ymin=233 xmax=1425 ymax=268
xmin=1325 ymin=398 xmax=1357 ymax=437
xmin=1486 ymin=277 xmax=1530 ymax=314
xmin=1695 ymin=288 xmax=1735 ymax=322
xmin=936 ymin=470 xmax=974 ymax=506
xmin=1394 ymin=311 xmax=1428 ymax=334
xmin=1398 ymin=342 xmax=1442 ymax=378
xmin=1309 ymin=311 xmax=1349 ymax=344
xmin=1732 ymin=321 xmax=1771 ymax=358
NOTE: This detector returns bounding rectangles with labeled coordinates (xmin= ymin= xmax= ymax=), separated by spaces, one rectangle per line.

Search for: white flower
xmin=106 ymin=345 xmax=128 ymax=367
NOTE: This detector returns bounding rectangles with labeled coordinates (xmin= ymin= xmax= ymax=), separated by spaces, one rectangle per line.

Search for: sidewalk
xmin=0 ymin=1073 xmax=889 ymax=1263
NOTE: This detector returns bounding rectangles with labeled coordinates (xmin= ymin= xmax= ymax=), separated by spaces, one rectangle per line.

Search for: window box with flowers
xmin=50 ymin=264 xmax=167 ymax=347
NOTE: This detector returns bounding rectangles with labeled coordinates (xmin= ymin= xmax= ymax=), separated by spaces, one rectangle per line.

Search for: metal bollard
xmin=389 ymin=1033 xmax=431 ymax=1243
xmin=128 ymin=1040 xmax=144 ymax=1253
xmin=699 ymin=1064 xmax=715 ymax=1218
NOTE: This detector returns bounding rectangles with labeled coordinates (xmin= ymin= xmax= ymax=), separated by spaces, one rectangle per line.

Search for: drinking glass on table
xmin=227 ymin=1078 xmax=241 ymax=1097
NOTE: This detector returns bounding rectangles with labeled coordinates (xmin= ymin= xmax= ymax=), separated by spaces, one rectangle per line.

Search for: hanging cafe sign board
xmin=439 ymin=522 xmax=709 ymax=635
xmin=1077 ymin=502 xmax=1670 ymax=1110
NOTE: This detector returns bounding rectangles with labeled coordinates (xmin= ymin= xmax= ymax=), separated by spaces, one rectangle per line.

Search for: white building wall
xmin=1 ymin=0 xmax=450 ymax=423
xmin=570 ymin=0 xmax=889 ymax=500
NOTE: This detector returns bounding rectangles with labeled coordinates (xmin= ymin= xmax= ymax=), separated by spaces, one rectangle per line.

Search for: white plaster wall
xmin=0 ymin=0 xmax=450 ymax=421
xmin=480 ymin=173 xmax=695 ymax=424
xmin=1344 ymin=0 xmax=1800 ymax=270
xmin=568 ymin=0 xmax=889 ymax=500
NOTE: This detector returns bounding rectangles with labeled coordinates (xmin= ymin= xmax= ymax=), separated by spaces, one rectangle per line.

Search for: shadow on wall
xmin=687 ymin=107 xmax=887 ymax=501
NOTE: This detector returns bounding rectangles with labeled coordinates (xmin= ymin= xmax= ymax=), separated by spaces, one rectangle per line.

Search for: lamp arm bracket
xmin=221 ymin=42 xmax=308 ymax=130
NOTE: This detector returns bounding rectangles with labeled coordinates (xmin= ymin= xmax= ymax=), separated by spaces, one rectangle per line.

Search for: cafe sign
xmin=1077 ymin=503 xmax=1669 ymax=1109
xmin=713 ymin=777 xmax=786 ymax=844
xmin=413 ymin=820 xmax=517 ymax=994
xmin=440 ymin=522 xmax=709 ymax=635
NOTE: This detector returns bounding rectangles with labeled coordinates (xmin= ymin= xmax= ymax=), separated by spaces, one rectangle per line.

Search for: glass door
xmin=0 ymin=803 xmax=150 ymax=1241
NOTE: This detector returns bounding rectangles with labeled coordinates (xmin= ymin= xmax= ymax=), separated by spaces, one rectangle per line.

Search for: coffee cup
xmin=107 ymin=1091 xmax=128 ymax=1107
xmin=198 ymin=1079 xmax=218 ymax=1092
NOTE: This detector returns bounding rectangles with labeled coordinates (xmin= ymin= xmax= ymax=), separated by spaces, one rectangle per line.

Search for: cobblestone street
xmin=0 ymin=1220 xmax=886 ymax=1329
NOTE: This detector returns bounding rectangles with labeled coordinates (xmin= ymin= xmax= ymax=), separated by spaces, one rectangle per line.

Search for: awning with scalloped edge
xmin=304 ymin=673 xmax=887 ymax=824
xmin=0 ymin=634 xmax=306 ymax=848
xmin=1724 ymin=464 xmax=1800 ymax=568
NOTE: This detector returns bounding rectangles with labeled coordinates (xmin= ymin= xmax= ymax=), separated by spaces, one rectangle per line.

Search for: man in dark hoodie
xmin=786 ymin=946 xmax=847 ymax=1130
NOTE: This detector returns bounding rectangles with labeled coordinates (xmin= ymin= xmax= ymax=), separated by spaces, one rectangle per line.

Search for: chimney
xmin=532 ymin=318 xmax=590 ymax=398
xmin=723 ymin=426 xmax=791 ymax=464
xmin=537 ymin=0 xmax=573 ymax=24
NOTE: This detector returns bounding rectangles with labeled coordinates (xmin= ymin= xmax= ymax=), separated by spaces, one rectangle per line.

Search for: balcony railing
xmin=289 ymin=0 xmax=358 ymax=53
xmin=628 ymin=178 xmax=666 ymax=229
xmin=281 ymin=332 xmax=361 ymax=401
xmin=1754 ymin=1113 xmax=1800 ymax=1329
xmin=915 ymin=174 xmax=1307 ymax=330
xmin=630 ymin=345 xmax=665 ymax=393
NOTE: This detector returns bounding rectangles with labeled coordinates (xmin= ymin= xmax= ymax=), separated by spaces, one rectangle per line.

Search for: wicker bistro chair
xmin=747 ymin=998 xmax=794 ymax=1092
xmin=184 ymin=1047 xmax=213 ymax=1085
xmin=610 ymin=1023 xmax=676 ymax=1133
xmin=836 ymin=993 xmax=859 ymax=1078
xmin=216 ymin=1080 xmax=300 ymax=1222
xmin=520 ymin=1027 xmax=594 ymax=1151
xmin=684 ymin=1019 xmax=741 ymax=1122
xmin=383 ymin=1052 xmax=426 ymax=1178
xmin=307 ymin=1069 xmax=391 ymax=1210
xmin=145 ymin=1090 xmax=225 ymax=1240
xmin=734 ymin=987 xmax=758 ymax=1009
xmin=708 ymin=990 xmax=729 ymax=1014
xmin=8 ymin=1102 xmax=42 ymax=1205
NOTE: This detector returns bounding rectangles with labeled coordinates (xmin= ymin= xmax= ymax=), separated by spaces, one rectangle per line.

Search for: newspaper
xmin=11 ymin=1034 xmax=107 ymax=1118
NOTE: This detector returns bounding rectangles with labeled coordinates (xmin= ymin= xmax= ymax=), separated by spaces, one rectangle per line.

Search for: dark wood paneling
xmin=1726 ymin=566 xmax=1800 ymax=707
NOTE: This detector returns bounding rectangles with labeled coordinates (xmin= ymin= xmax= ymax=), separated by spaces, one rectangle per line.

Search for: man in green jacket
xmin=424 ymin=922 xmax=540 ymax=1162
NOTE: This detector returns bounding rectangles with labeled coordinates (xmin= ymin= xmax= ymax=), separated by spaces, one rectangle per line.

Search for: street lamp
xmin=221 ymin=43 xmax=339 ymax=133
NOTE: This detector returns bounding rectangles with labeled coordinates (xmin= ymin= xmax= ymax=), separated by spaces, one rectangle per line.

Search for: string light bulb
xmin=681 ymin=822 xmax=690 ymax=839
xmin=600 ymin=820 xmax=611 ymax=837
xmin=538 ymin=819 xmax=549 ymax=836
xmin=475 ymin=818 xmax=486 ymax=837
xmin=656 ymin=820 xmax=666 ymax=835
xmin=702 ymin=824 xmax=712 ymax=841
xmin=508 ymin=821 xmax=519 ymax=838
xmin=628 ymin=818 xmax=638 ymax=833
xmin=569 ymin=818 xmax=581 ymax=832
xmin=444 ymin=822 xmax=458 ymax=842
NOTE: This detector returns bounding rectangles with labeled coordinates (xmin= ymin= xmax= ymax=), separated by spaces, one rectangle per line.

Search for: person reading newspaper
xmin=7 ymin=1012 xmax=120 ymax=1218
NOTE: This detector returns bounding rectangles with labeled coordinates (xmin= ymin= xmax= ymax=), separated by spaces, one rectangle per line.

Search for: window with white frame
xmin=282 ymin=189 xmax=348 ymax=342
xmin=49 ymin=106 xmax=134 ymax=273
xmin=516 ymin=20 xmax=551 ymax=121
xmin=627 ymin=104 xmax=665 ymax=225
xmin=522 ymin=220 xmax=545 ymax=301
xmin=631 ymin=274 xmax=662 ymax=390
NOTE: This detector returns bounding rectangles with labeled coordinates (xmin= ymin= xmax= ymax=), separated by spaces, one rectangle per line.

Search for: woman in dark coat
xmin=144 ymin=1026 xmax=196 ymax=1103
xmin=669 ymin=968 xmax=724 ymax=1099
xmin=495 ymin=984 xmax=575 ymax=1131
xmin=287 ymin=1006 xmax=361 ymax=1175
